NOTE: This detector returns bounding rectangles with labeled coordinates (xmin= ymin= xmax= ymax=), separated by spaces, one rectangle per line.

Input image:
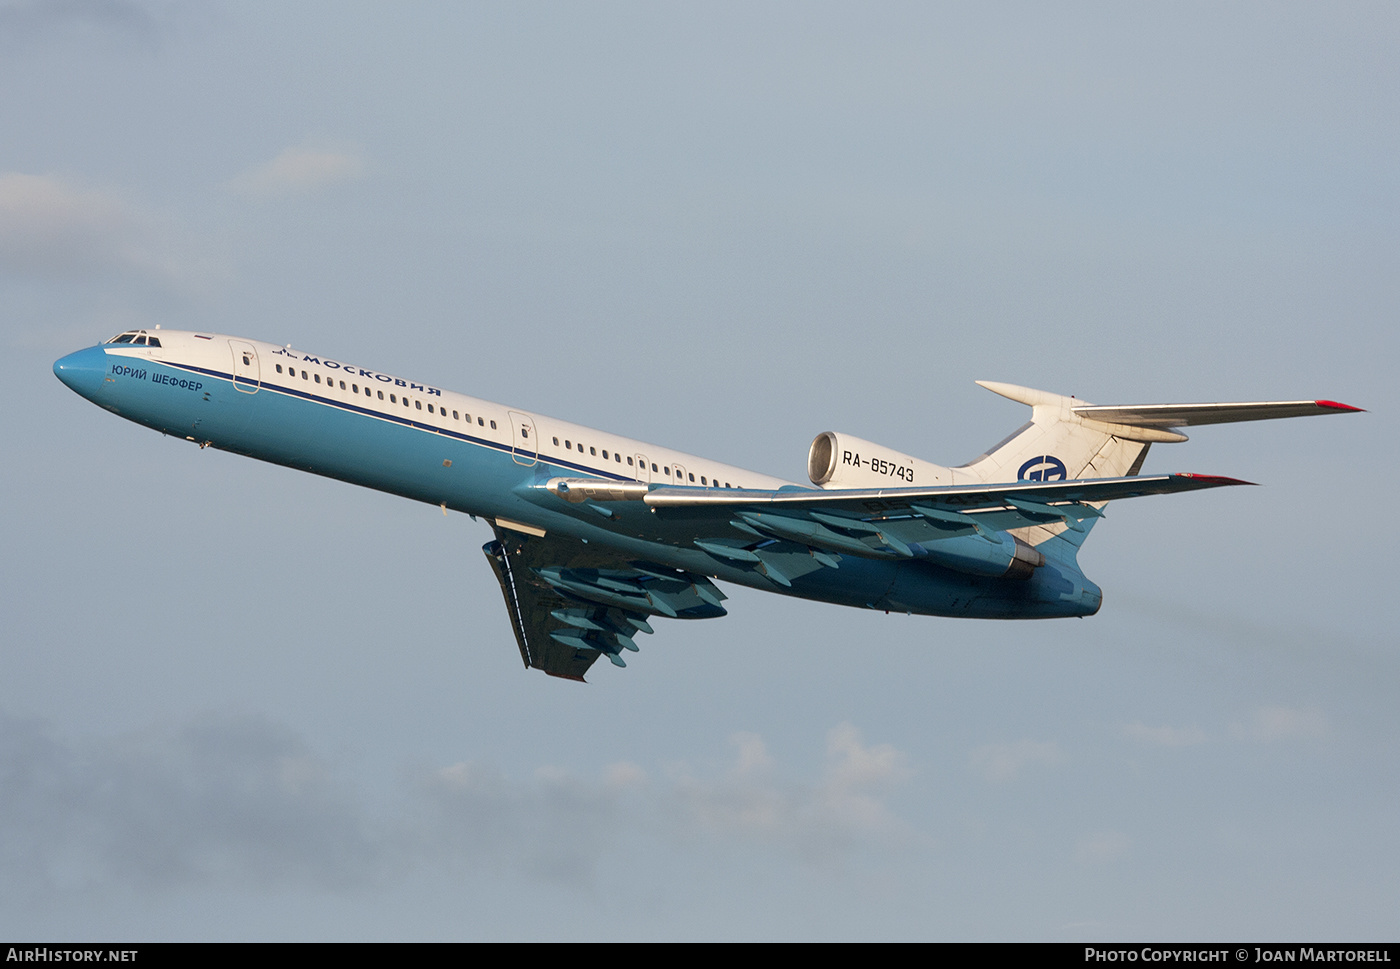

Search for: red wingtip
xmin=1315 ymin=399 xmax=1365 ymax=412
xmin=1174 ymin=473 xmax=1257 ymax=486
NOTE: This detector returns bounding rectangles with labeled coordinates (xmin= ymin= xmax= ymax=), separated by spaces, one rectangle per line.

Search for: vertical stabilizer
xmin=957 ymin=382 xmax=1158 ymax=486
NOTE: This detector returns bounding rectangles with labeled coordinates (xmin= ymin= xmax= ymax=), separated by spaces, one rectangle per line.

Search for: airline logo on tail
xmin=1018 ymin=456 xmax=1068 ymax=481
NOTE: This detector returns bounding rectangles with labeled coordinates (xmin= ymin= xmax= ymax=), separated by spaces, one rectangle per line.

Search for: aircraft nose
xmin=53 ymin=346 xmax=109 ymax=401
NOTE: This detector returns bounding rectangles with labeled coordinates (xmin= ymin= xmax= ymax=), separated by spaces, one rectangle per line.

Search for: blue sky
xmin=2 ymin=1 xmax=1396 ymax=940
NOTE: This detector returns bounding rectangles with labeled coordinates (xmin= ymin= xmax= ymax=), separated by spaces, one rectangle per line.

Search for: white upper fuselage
xmin=117 ymin=328 xmax=795 ymax=497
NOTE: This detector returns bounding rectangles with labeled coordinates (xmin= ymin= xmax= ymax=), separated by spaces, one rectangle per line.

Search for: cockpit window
xmin=104 ymin=330 xmax=159 ymax=347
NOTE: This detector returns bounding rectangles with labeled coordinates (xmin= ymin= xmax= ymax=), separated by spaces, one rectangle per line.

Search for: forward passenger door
xmin=509 ymin=411 xmax=537 ymax=466
xmin=229 ymin=341 xmax=260 ymax=394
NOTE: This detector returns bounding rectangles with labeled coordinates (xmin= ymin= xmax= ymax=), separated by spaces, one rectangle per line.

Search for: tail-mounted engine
xmin=808 ymin=431 xmax=958 ymax=489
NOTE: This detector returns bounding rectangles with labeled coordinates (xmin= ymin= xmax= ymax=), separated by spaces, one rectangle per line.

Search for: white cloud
xmin=1124 ymin=722 xmax=1208 ymax=747
xmin=968 ymin=738 xmax=1064 ymax=783
xmin=0 ymin=711 xmax=383 ymax=894
xmin=226 ymin=144 xmax=367 ymax=197
xmin=663 ymin=723 xmax=915 ymax=862
xmin=0 ymin=712 xmax=918 ymax=898
xmin=0 ymin=172 xmax=225 ymax=293
xmin=1075 ymin=830 xmax=1130 ymax=866
xmin=0 ymin=172 xmax=141 ymax=276
xmin=1233 ymin=705 xmax=1329 ymax=743
xmin=0 ymin=0 xmax=160 ymax=51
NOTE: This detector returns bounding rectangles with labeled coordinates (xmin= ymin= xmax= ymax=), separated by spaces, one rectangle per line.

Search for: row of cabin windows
xmin=549 ymin=435 xmax=737 ymax=488
xmin=269 ymin=363 xmax=736 ymax=488
xmin=273 ymin=363 xmax=496 ymax=429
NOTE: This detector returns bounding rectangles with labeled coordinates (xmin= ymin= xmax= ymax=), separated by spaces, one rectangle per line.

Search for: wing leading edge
xmin=1071 ymin=399 xmax=1364 ymax=428
xmin=639 ymin=472 xmax=1249 ymax=515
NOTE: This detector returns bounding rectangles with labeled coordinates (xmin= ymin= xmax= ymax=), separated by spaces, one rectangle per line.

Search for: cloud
xmin=1074 ymin=830 xmax=1130 ymax=866
xmin=0 ymin=172 xmax=143 ymax=276
xmin=0 ymin=711 xmax=384 ymax=894
xmin=0 ymin=172 xmax=224 ymax=291
xmin=1233 ymin=705 xmax=1329 ymax=743
xmin=226 ymin=144 xmax=367 ymax=197
xmin=418 ymin=756 xmax=643 ymax=887
xmin=0 ymin=711 xmax=915 ymax=898
xmin=1123 ymin=722 xmax=1208 ymax=747
xmin=968 ymin=738 xmax=1064 ymax=783
xmin=0 ymin=0 xmax=160 ymax=51
xmin=662 ymin=723 xmax=915 ymax=862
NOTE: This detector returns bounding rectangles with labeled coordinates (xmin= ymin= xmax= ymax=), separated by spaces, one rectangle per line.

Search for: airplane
xmin=53 ymin=328 xmax=1361 ymax=681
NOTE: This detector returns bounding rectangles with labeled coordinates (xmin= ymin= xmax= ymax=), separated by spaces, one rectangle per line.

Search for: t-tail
xmin=806 ymin=382 xmax=1362 ymax=568
xmin=955 ymin=381 xmax=1362 ymax=561
xmin=960 ymin=381 xmax=1362 ymax=486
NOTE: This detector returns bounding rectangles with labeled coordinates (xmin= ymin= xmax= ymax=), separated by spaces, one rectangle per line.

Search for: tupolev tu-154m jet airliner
xmin=54 ymin=329 xmax=1361 ymax=681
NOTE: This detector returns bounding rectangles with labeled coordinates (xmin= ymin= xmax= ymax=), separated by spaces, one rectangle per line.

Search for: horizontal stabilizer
xmin=1072 ymin=399 xmax=1363 ymax=428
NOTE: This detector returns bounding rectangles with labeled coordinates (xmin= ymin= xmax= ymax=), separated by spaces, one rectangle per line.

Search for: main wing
xmin=642 ymin=472 xmax=1246 ymax=517
xmin=482 ymin=525 xmax=728 ymax=680
xmin=542 ymin=472 xmax=1251 ymax=587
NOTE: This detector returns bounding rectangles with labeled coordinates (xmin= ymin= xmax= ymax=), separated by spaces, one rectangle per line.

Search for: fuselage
xmin=53 ymin=329 xmax=1103 ymax=620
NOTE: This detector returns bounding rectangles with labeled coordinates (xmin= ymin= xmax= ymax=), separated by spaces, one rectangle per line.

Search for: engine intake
xmin=808 ymin=431 xmax=955 ymax=489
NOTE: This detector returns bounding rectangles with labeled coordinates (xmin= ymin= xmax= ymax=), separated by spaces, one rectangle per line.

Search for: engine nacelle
xmin=917 ymin=531 xmax=1044 ymax=579
xmin=808 ymin=431 xmax=957 ymax=489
